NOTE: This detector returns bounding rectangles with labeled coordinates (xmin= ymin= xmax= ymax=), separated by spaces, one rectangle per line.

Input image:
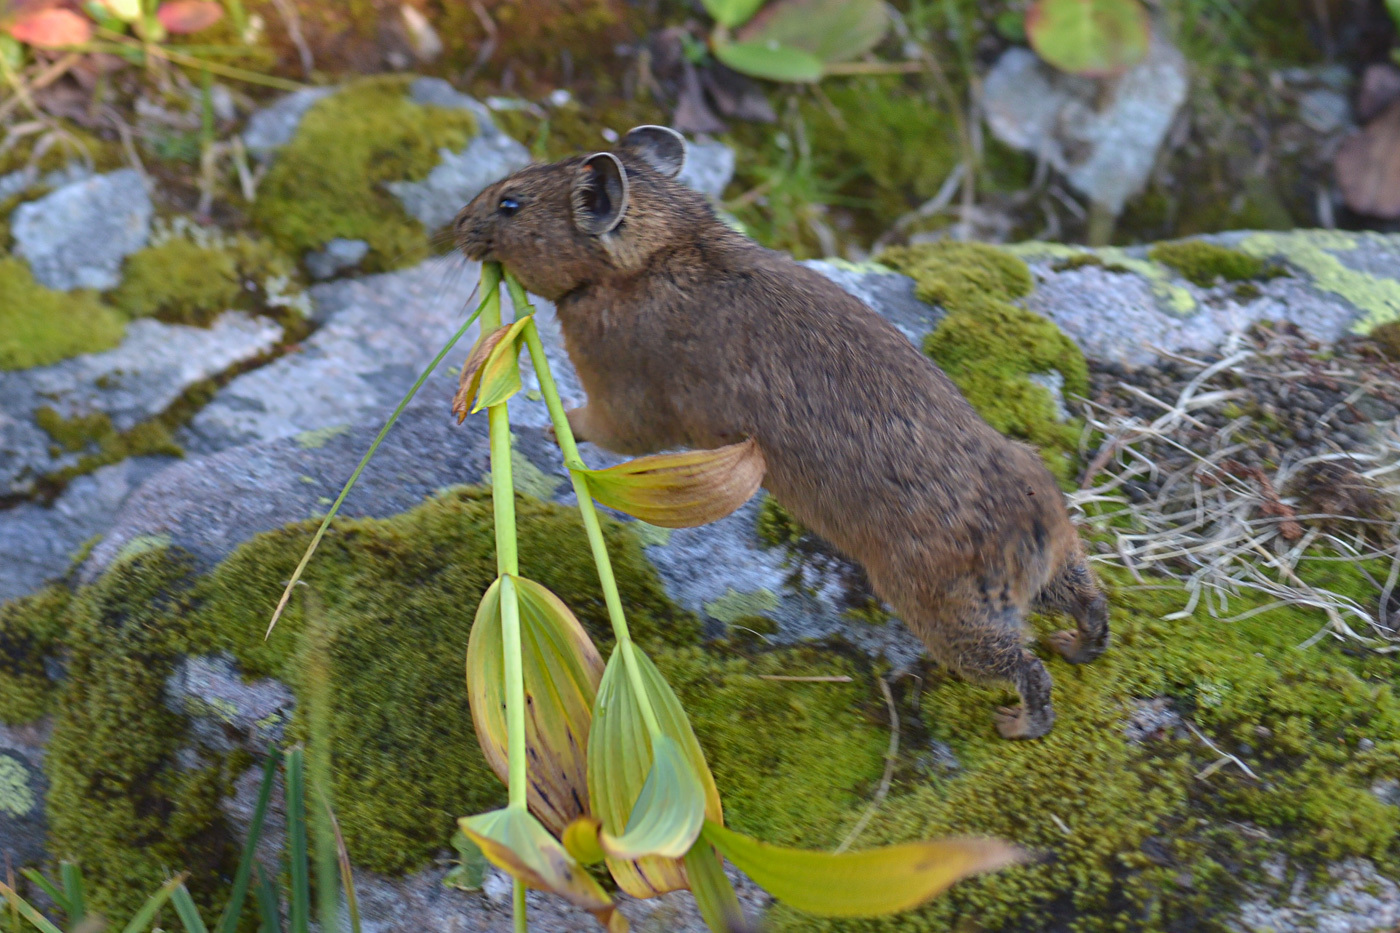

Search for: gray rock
xmin=305 ymin=238 xmax=370 ymax=280
xmin=677 ymin=137 xmax=736 ymax=200
xmin=0 ymin=720 xmax=50 ymax=869
xmin=13 ymin=169 xmax=153 ymax=291
xmin=983 ymin=35 xmax=1189 ymax=213
xmin=1298 ymin=88 xmax=1352 ymax=135
xmin=1233 ymin=857 xmax=1399 ymax=933
xmin=388 ymin=81 xmax=531 ymax=232
xmin=166 ymin=655 xmax=295 ymax=752
xmin=242 ymin=86 xmax=335 ymax=159
xmin=0 ymin=312 xmax=284 ymax=497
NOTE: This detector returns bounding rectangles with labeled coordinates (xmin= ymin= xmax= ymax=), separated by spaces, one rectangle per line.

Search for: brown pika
xmin=453 ymin=126 xmax=1109 ymax=739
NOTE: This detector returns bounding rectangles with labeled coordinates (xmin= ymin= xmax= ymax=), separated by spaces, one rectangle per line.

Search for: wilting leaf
xmin=1336 ymin=99 xmax=1400 ymax=220
xmin=7 ymin=9 xmax=93 ymax=47
xmin=701 ymin=0 xmax=766 ymax=29
xmin=155 ymin=0 xmax=224 ymax=33
xmin=589 ymin=645 xmax=723 ymax=897
xmin=598 ymin=735 xmax=705 ymax=860
xmin=459 ymin=808 xmax=625 ymax=931
xmin=563 ymin=817 xmax=608 ymax=866
xmin=701 ymin=821 xmax=1024 ymax=917
xmin=713 ymin=40 xmax=824 ymax=83
xmin=1025 ymin=0 xmax=1150 ymax=78
xmin=581 ymin=439 xmax=765 ymax=529
xmin=97 ymin=0 xmax=143 ymax=22
xmin=467 ymin=575 xmax=605 ymax=836
xmin=685 ymin=841 xmax=753 ymax=933
xmin=735 ymin=0 xmax=888 ymax=66
xmin=453 ymin=317 xmax=532 ymax=419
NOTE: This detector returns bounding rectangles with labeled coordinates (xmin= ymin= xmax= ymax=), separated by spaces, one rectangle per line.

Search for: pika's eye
xmin=498 ymin=197 xmax=520 ymax=217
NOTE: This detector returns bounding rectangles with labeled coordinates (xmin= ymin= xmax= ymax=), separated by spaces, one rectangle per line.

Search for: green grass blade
xmin=286 ymin=749 xmax=310 ymax=933
xmin=119 ymin=875 xmax=186 ymax=933
xmin=58 ymin=865 xmax=84 ymax=924
xmin=253 ymin=866 xmax=281 ymax=933
xmin=216 ymin=748 xmax=283 ymax=933
xmin=0 ymin=882 xmax=63 ymax=933
xmin=171 ymin=884 xmax=211 ymax=933
xmin=15 ymin=874 xmax=65 ymax=918
xmin=264 ymin=278 xmax=499 ymax=639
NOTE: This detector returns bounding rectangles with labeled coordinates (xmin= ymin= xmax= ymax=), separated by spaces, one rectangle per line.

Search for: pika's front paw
xmin=994 ymin=704 xmax=1054 ymax=740
xmin=1049 ymin=630 xmax=1107 ymax=665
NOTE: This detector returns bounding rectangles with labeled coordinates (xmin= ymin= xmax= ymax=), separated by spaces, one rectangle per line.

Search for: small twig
xmin=834 ymin=677 xmax=899 ymax=854
xmin=756 ymin=674 xmax=853 ymax=683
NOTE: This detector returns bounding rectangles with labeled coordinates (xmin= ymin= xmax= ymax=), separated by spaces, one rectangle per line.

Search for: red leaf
xmin=155 ymin=0 xmax=224 ymax=34
xmin=7 ymin=8 xmax=93 ymax=48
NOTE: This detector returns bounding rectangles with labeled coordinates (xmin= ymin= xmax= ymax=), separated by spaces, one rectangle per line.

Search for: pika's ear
xmin=572 ymin=152 xmax=629 ymax=235
xmin=622 ymin=125 xmax=686 ymax=178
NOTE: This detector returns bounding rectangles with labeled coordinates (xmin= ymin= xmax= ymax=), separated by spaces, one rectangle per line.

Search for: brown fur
xmin=453 ymin=128 xmax=1109 ymax=739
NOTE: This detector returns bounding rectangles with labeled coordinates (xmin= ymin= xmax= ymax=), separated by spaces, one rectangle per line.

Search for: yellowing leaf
xmin=563 ymin=817 xmax=607 ymax=866
xmin=98 ymin=0 xmax=143 ymax=22
xmin=453 ymin=317 xmax=531 ymax=420
xmin=581 ymin=439 xmax=765 ymax=529
xmin=1026 ymin=0 xmax=1150 ymax=78
xmin=598 ymin=735 xmax=705 ymax=860
xmin=589 ymin=646 xmax=723 ymax=897
xmin=700 ymin=821 xmax=1024 ymax=918
xmin=685 ymin=841 xmax=753 ymax=933
xmin=459 ymin=808 xmax=625 ymax=930
xmin=467 ymin=576 xmax=605 ymax=836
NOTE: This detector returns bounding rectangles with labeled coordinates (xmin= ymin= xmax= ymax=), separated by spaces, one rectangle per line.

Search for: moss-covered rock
xmin=1148 ymin=239 xmax=1279 ymax=288
xmin=767 ymin=565 xmax=1400 ymax=933
xmin=0 ymin=258 xmax=126 ymax=371
xmin=0 ymin=586 xmax=69 ymax=724
xmin=250 ymin=76 xmax=478 ymax=272
xmin=34 ymin=406 xmax=184 ymax=487
xmin=110 ymin=228 xmax=299 ymax=327
xmin=880 ymin=241 xmax=1087 ymax=485
xmin=44 ymin=550 xmax=237 ymax=919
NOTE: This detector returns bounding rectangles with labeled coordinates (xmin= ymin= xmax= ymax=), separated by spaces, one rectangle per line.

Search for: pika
xmin=454 ymin=126 xmax=1108 ymax=739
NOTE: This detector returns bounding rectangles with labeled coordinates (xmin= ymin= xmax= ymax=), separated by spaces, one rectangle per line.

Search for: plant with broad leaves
xmin=1025 ymin=0 xmax=1152 ymax=77
xmin=268 ymin=261 xmax=1023 ymax=930
xmin=699 ymin=0 xmax=890 ymax=83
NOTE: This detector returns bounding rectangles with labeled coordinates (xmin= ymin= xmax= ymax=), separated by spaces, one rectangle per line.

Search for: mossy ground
xmin=250 ymin=75 xmax=478 ymax=272
xmin=0 ymin=258 xmax=126 ymax=371
xmin=1148 ymin=240 xmax=1283 ymax=288
xmin=880 ymin=241 xmax=1088 ymax=486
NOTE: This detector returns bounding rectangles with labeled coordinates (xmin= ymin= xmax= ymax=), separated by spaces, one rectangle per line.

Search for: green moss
xmin=251 ymin=75 xmax=479 ymax=271
xmin=44 ymin=550 xmax=237 ymax=919
xmin=662 ymin=646 xmax=889 ymax=847
xmin=879 ymin=242 xmax=1086 ymax=486
xmin=34 ymin=406 xmax=183 ymax=488
xmin=703 ymin=588 xmax=780 ymax=626
xmin=1148 ymin=240 xmax=1276 ymax=288
xmin=768 ymin=567 xmax=1400 ymax=933
xmin=110 ymin=232 xmax=298 ymax=326
xmin=0 ymin=586 xmax=70 ymax=724
xmin=0 ymin=258 xmax=126 ymax=370
xmin=191 ymin=486 xmax=698 ymax=873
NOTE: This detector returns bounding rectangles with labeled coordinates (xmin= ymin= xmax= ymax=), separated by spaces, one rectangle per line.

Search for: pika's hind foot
xmin=1049 ymin=629 xmax=1107 ymax=665
xmin=995 ymin=703 xmax=1055 ymax=740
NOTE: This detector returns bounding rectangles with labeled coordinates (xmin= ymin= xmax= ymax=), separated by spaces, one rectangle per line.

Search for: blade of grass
xmin=286 ymin=749 xmax=310 ymax=933
xmin=58 ymin=865 xmax=84 ymax=924
xmin=325 ymin=804 xmax=362 ymax=933
xmin=0 ymin=882 xmax=63 ymax=933
xmin=119 ymin=875 xmax=187 ymax=933
xmin=253 ymin=866 xmax=281 ymax=933
xmin=15 ymin=874 xmax=65 ymax=918
xmin=171 ymin=884 xmax=210 ymax=933
xmin=216 ymin=748 xmax=283 ymax=933
xmin=266 ymin=274 xmax=499 ymax=638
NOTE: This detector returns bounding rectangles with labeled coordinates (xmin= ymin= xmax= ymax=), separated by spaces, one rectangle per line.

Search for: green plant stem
xmin=481 ymin=264 xmax=528 ymax=933
xmin=511 ymin=277 xmax=665 ymax=742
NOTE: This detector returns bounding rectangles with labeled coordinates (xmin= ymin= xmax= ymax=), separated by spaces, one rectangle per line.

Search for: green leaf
xmin=588 ymin=646 xmax=723 ymax=897
xmin=702 ymin=0 xmax=766 ymax=29
xmin=58 ymin=864 xmax=85 ymax=924
xmin=599 ymin=736 xmax=705 ymax=860
xmin=16 ymin=873 xmax=66 ymax=919
xmin=172 ymin=884 xmax=211 ymax=933
xmin=700 ymin=821 xmax=1024 ymax=917
xmin=735 ymin=0 xmax=888 ymax=65
xmin=467 ymin=575 xmax=605 ymax=835
xmin=713 ymin=39 xmax=825 ymax=82
xmin=453 ymin=316 xmax=533 ymax=419
xmin=120 ymin=875 xmax=187 ymax=933
xmin=0 ymin=882 xmax=64 ymax=933
xmin=1025 ymin=0 xmax=1150 ymax=77
xmin=252 ymin=866 xmax=280 ymax=933
xmin=444 ymin=831 xmax=492 ymax=890
xmin=458 ymin=808 xmax=623 ymax=930
xmin=1388 ymin=0 xmax=1400 ymax=29
xmin=580 ymin=439 xmax=766 ymax=529
xmin=216 ymin=749 xmax=282 ymax=933
xmin=684 ymin=841 xmax=751 ymax=933
xmin=285 ymin=748 xmax=310 ymax=933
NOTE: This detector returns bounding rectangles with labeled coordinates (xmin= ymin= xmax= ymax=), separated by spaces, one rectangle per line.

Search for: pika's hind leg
xmin=921 ymin=600 xmax=1056 ymax=740
xmin=1035 ymin=556 xmax=1110 ymax=665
